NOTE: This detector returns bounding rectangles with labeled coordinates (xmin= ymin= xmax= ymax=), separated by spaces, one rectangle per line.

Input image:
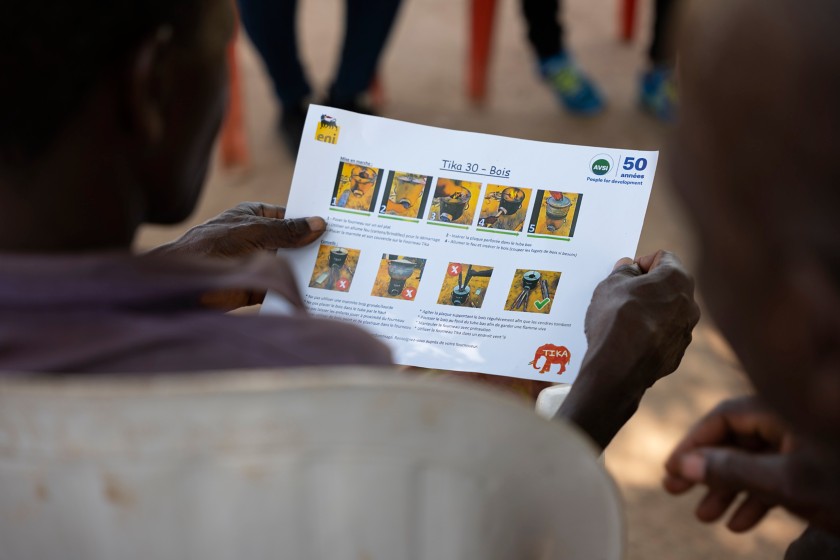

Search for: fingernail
xmin=612 ymin=257 xmax=634 ymax=271
xmin=679 ymin=453 xmax=707 ymax=482
xmin=306 ymin=216 xmax=326 ymax=232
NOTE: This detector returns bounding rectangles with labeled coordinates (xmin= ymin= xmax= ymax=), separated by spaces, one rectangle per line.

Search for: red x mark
xmin=401 ymin=287 xmax=416 ymax=300
xmin=447 ymin=263 xmax=462 ymax=277
xmin=336 ymin=277 xmax=350 ymax=291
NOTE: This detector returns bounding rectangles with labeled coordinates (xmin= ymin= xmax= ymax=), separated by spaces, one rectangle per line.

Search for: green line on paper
xmin=329 ymin=207 xmax=369 ymax=216
xmin=428 ymin=221 xmax=469 ymax=230
xmin=378 ymin=214 xmax=419 ymax=223
xmin=477 ymin=227 xmax=519 ymax=236
xmin=527 ymin=234 xmax=571 ymax=241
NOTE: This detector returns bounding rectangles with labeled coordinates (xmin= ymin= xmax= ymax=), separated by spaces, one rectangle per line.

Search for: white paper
xmin=262 ymin=106 xmax=657 ymax=383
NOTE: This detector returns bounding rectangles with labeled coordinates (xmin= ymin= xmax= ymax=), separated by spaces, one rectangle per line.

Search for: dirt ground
xmin=135 ymin=0 xmax=806 ymax=556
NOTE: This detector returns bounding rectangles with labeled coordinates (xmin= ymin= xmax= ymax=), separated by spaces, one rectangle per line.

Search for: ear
xmin=124 ymin=25 xmax=174 ymax=144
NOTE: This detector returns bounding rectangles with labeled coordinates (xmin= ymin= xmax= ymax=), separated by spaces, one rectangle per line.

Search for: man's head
xmin=674 ymin=0 xmax=840 ymax=446
xmin=0 ymin=0 xmax=234 ymax=247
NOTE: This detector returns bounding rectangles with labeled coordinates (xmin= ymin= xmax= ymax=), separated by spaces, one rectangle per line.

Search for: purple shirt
xmin=0 ymin=252 xmax=392 ymax=374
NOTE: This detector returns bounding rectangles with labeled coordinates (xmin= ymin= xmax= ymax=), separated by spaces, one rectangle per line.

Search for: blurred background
xmin=135 ymin=0 xmax=805 ymax=556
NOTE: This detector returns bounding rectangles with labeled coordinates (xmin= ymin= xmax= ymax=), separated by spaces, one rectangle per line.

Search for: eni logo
xmin=315 ymin=114 xmax=340 ymax=144
xmin=528 ymin=344 xmax=571 ymax=375
xmin=590 ymin=154 xmax=613 ymax=176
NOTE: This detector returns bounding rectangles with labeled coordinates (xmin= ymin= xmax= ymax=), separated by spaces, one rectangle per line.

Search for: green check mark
xmin=534 ymin=298 xmax=551 ymax=310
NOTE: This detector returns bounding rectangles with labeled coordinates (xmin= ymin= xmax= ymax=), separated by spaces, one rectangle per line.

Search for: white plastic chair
xmin=0 ymin=368 xmax=623 ymax=560
xmin=535 ymin=383 xmax=573 ymax=420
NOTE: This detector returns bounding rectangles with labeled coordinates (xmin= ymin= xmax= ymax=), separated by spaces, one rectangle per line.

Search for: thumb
xmin=259 ymin=216 xmax=327 ymax=250
xmin=681 ymin=449 xmax=788 ymax=502
xmin=611 ymin=257 xmax=643 ymax=278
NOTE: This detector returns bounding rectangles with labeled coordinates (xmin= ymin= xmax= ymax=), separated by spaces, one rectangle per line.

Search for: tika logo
xmin=315 ymin=114 xmax=340 ymax=144
xmin=528 ymin=344 xmax=571 ymax=375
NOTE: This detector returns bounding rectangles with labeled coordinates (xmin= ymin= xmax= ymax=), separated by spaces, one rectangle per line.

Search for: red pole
xmin=620 ymin=0 xmax=638 ymax=43
xmin=468 ymin=0 xmax=498 ymax=104
xmin=220 ymin=6 xmax=249 ymax=168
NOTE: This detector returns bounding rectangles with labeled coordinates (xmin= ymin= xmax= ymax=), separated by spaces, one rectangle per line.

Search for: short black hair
xmin=0 ymin=0 xmax=202 ymax=163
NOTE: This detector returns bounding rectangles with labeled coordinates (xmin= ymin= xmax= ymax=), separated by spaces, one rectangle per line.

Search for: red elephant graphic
xmin=528 ymin=344 xmax=571 ymax=375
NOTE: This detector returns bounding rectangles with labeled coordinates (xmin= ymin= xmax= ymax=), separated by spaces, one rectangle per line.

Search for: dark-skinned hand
xmin=664 ymin=396 xmax=840 ymax=535
xmin=585 ymin=250 xmax=700 ymax=390
xmin=405 ymin=252 xmax=697 ymax=407
xmin=148 ymin=202 xmax=326 ymax=310
xmin=557 ymin=250 xmax=701 ymax=449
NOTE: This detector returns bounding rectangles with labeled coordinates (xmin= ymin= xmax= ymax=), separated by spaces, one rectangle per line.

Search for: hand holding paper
xmin=151 ymin=202 xmax=326 ymax=310
xmin=585 ymin=250 xmax=700 ymax=390
xmin=556 ymin=250 xmax=700 ymax=448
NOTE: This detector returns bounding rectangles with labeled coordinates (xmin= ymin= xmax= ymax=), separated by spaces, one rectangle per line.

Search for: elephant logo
xmin=528 ymin=344 xmax=571 ymax=375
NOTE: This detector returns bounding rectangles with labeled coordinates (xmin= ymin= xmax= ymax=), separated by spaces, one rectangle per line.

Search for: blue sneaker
xmin=640 ymin=66 xmax=678 ymax=122
xmin=539 ymin=53 xmax=605 ymax=116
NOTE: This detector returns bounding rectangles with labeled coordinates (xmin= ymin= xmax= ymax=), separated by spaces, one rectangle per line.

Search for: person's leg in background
xmin=237 ymin=0 xmax=311 ymax=154
xmin=640 ymin=0 xmax=679 ymax=121
xmin=521 ymin=0 xmax=604 ymax=115
xmin=327 ymin=0 xmax=403 ymax=111
xmin=522 ymin=0 xmax=564 ymax=60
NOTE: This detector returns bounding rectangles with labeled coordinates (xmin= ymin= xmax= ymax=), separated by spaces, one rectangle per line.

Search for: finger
xmin=701 ymin=449 xmax=789 ymax=501
xmin=665 ymin=397 xmax=779 ymax=478
xmin=635 ymin=251 xmax=661 ymax=272
xmin=663 ymin=472 xmax=696 ymax=495
xmin=237 ymin=202 xmax=287 ymax=220
xmin=258 ymin=216 xmax=327 ymax=250
xmin=643 ymin=251 xmax=694 ymax=292
xmin=665 ymin=410 xmax=732 ymax=478
xmin=637 ymin=250 xmax=680 ymax=273
xmin=727 ymin=494 xmax=772 ymax=533
xmin=664 ymin=443 xmax=709 ymax=495
xmin=258 ymin=204 xmax=286 ymax=220
xmin=610 ymin=258 xmax=643 ymax=278
xmin=613 ymin=257 xmax=634 ymax=271
xmin=696 ymin=487 xmax=739 ymax=523
xmin=666 ymin=329 xmax=696 ymax=374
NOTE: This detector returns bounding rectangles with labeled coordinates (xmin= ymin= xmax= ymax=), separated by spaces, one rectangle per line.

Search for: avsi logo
xmin=315 ymin=114 xmax=340 ymax=144
xmin=528 ymin=344 xmax=571 ymax=375
xmin=590 ymin=154 xmax=613 ymax=176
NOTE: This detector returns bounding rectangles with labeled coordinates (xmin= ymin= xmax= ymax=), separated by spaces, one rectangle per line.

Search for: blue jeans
xmin=238 ymin=0 xmax=403 ymax=108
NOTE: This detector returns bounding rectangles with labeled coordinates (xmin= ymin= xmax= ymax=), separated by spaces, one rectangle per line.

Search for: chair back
xmin=0 ymin=368 xmax=623 ymax=559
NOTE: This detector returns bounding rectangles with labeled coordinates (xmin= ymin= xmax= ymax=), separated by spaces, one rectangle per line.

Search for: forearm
xmin=554 ymin=348 xmax=648 ymax=451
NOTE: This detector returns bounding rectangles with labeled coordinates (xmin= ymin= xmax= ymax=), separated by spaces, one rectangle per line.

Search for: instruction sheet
xmin=262 ymin=106 xmax=657 ymax=383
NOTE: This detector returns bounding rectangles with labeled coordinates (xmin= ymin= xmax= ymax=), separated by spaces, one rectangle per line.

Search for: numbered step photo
xmin=504 ymin=269 xmax=561 ymax=314
xmin=370 ymin=254 xmax=427 ymax=301
xmin=436 ymin=262 xmax=494 ymax=308
xmin=308 ymin=244 xmax=361 ymax=292
xmin=477 ymin=185 xmax=532 ymax=232
xmin=526 ymin=191 xmax=583 ymax=239
xmin=329 ymin=162 xmax=383 ymax=214
xmin=426 ymin=179 xmax=481 ymax=228
xmin=377 ymin=172 xmax=433 ymax=221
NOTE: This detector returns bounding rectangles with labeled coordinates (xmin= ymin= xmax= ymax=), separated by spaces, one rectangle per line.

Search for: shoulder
xmin=215 ymin=313 xmax=394 ymax=368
